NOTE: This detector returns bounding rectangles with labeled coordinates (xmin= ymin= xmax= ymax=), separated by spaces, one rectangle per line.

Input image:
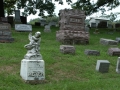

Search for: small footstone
xmin=84 ymin=49 xmax=100 ymax=56
xmin=100 ymin=38 xmax=118 ymax=46
xmin=60 ymin=45 xmax=75 ymax=54
xmin=108 ymin=47 xmax=120 ymax=56
xmin=96 ymin=60 xmax=110 ymax=73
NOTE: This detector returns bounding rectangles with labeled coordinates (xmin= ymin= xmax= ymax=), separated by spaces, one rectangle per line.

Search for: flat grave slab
xmin=60 ymin=45 xmax=75 ymax=54
xmin=96 ymin=60 xmax=110 ymax=73
xmin=108 ymin=47 xmax=120 ymax=56
xmin=15 ymin=24 xmax=32 ymax=32
xmin=84 ymin=49 xmax=100 ymax=56
xmin=100 ymin=38 xmax=118 ymax=45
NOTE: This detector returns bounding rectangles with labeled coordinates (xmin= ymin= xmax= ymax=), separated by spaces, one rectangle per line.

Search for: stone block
xmin=20 ymin=59 xmax=45 ymax=84
xmin=108 ymin=48 xmax=120 ymax=56
xmin=96 ymin=60 xmax=110 ymax=73
xmin=116 ymin=57 xmax=120 ymax=73
xmin=100 ymin=38 xmax=118 ymax=45
xmin=84 ymin=49 xmax=100 ymax=56
xmin=60 ymin=45 xmax=75 ymax=54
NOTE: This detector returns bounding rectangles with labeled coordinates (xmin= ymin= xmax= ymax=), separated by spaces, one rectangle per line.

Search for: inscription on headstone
xmin=15 ymin=24 xmax=32 ymax=32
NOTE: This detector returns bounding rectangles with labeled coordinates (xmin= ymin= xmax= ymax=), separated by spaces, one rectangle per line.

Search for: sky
xmin=27 ymin=0 xmax=120 ymax=22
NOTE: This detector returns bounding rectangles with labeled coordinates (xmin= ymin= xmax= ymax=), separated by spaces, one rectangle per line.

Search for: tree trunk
xmin=0 ymin=0 xmax=5 ymax=17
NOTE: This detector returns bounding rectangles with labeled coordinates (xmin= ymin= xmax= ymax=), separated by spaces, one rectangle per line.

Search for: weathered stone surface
xmin=44 ymin=25 xmax=51 ymax=32
xmin=15 ymin=10 xmax=21 ymax=23
xmin=60 ymin=45 xmax=75 ymax=54
xmin=56 ymin=9 xmax=89 ymax=44
xmin=0 ymin=23 xmax=14 ymax=42
xmin=100 ymin=38 xmax=118 ymax=45
xmin=0 ymin=17 xmax=8 ymax=23
xmin=116 ymin=37 xmax=120 ymax=43
xmin=20 ymin=59 xmax=45 ymax=84
xmin=116 ymin=57 xmax=120 ymax=73
xmin=108 ymin=48 xmax=120 ymax=56
xmin=96 ymin=60 xmax=110 ymax=73
xmin=84 ymin=49 xmax=100 ymax=56
xmin=56 ymin=30 xmax=89 ymax=44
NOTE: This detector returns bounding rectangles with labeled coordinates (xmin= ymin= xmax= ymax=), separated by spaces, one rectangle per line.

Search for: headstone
xmin=7 ymin=16 xmax=14 ymax=27
xmin=85 ymin=26 xmax=89 ymax=32
xmin=44 ymin=25 xmax=51 ymax=32
xmin=20 ymin=16 xmax=27 ymax=24
xmin=56 ymin=9 xmax=89 ymax=44
xmin=60 ymin=45 xmax=75 ymax=54
xmin=96 ymin=60 xmax=110 ymax=73
xmin=15 ymin=10 xmax=21 ymax=23
xmin=108 ymin=48 xmax=120 ymax=56
xmin=116 ymin=37 xmax=120 ymax=43
xmin=0 ymin=23 xmax=14 ymax=42
xmin=116 ymin=57 xmax=120 ymax=73
xmin=15 ymin=24 xmax=32 ymax=32
xmin=100 ymin=38 xmax=118 ymax=46
xmin=84 ymin=49 xmax=100 ymax=56
xmin=0 ymin=17 xmax=8 ymax=23
xmin=20 ymin=32 xmax=45 ymax=84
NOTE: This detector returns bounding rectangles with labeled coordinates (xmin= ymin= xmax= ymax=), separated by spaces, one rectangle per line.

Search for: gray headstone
xmin=108 ymin=48 xmax=120 ymax=56
xmin=0 ymin=23 xmax=14 ymax=42
xmin=84 ymin=49 xmax=100 ymax=56
xmin=15 ymin=24 xmax=32 ymax=32
xmin=60 ymin=45 xmax=75 ymax=54
xmin=15 ymin=10 xmax=21 ymax=23
xmin=96 ymin=60 xmax=110 ymax=73
xmin=44 ymin=25 xmax=51 ymax=32
xmin=100 ymin=38 xmax=118 ymax=46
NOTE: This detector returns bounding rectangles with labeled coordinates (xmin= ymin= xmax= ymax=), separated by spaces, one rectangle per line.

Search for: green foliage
xmin=71 ymin=0 xmax=120 ymax=16
xmin=29 ymin=18 xmax=40 ymax=25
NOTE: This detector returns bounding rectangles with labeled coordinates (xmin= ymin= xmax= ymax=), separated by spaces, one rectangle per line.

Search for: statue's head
xmin=35 ymin=31 xmax=41 ymax=38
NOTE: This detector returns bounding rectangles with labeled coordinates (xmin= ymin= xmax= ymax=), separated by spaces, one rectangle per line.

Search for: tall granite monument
xmin=20 ymin=31 xmax=45 ymax=84
xmin=56 ymin=9 xmax=89 ymax=44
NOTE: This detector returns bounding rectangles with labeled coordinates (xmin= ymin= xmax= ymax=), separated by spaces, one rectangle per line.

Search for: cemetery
xmin=0 ymin=23 xmax=120 ymax=89
xmin=1 ymin=0 xmax=120 ymax=89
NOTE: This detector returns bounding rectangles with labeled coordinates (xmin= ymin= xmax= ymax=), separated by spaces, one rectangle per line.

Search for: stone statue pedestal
xmin=20 ymin=59 xmax=45 ymax=84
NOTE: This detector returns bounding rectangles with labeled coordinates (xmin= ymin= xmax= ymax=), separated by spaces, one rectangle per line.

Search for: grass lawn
xmin=0 ymin=26 xmax=120 ymax=90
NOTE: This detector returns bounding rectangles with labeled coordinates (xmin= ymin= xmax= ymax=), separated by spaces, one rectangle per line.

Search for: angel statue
xmin=24 ymin=31 xmax=42 ymax=60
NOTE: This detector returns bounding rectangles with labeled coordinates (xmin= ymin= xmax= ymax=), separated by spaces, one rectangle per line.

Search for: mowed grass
xmin=0 ymin=26 xmax=120 ymax=90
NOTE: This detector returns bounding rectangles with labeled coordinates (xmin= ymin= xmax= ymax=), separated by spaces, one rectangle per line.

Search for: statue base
xmin=20 ymin=59 xmax=45 ymax=84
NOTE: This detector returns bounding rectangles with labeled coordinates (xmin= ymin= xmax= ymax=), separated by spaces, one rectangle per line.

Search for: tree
xmin=71 ymin=0 xmax=120 ymax=16
xmin=1 ymin=0 xmax=120 ymax=17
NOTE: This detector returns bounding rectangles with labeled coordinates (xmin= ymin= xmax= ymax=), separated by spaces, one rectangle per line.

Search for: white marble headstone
xmin=15 ymin=24 xmax=32 ymax=32
xmin=20 ymin=59 xmax=45 ymax=81
xmin=116 ymin=57 xmax=120 ymax=73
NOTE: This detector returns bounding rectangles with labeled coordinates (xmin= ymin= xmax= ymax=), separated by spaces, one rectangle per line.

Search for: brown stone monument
xmin=56 ymin=9 xmax=89 ymax=44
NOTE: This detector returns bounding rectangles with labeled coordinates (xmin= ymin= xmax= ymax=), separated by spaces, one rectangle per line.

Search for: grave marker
xmin=15 ymin=24 xmax=32 ymax=32
xmin=0 ymin=23 xmax=14 ymax=42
